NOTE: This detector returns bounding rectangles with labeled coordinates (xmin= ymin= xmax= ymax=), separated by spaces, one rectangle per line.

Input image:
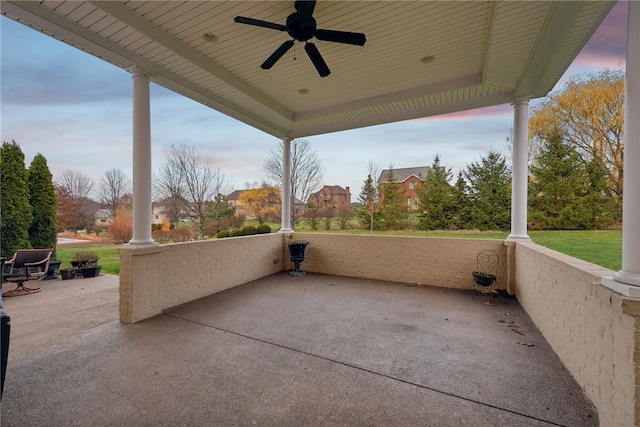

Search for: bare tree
xmin=263 ymin=139 xmax=325 ymax=225
xmin=57 ymin=169 xmax=94 ymax=199
xmin=56 ymin=169 xmax=95 ymax=231
xmin=154 ymin=159 xmax=186 ymax=224
xmin=155 ymin=144 xmax=231 ymax=238
xmin=98 ymin=168 xmax=131 ymax=216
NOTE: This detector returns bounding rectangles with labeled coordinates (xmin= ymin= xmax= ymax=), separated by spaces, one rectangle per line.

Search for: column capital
xmin=128 ymin=65 xmax=152 ymax=80
xmin=511 ymin=96 xmax=531 ymax=106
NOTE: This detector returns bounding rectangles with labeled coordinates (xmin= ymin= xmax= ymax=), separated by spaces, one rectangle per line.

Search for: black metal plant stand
xmin=472 ymin=250 xmax=498 ymax=293
xmin=287 ymin=241 xmax=309 ymax=276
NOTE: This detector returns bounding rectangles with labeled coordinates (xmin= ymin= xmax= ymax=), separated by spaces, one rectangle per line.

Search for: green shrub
xmin=229 ymin=229 xmax=244 ymax=237
xmin=256 ymin=224 xmax=271 ymax=234
xmin=242 ymin=225 xmax=257 ymax=235
xmin=216 ymin=230 xmax=230 ymax=238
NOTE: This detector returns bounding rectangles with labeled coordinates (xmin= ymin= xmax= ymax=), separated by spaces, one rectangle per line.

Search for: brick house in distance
xmin=378 ymin=166 xmax=431 ymax=211
xmin=307 ymin=185 xmax=351 ymax=209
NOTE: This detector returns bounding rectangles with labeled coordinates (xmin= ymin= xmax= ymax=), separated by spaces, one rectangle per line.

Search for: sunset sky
xmin=0 ymin=1 xmax=629 ymax=199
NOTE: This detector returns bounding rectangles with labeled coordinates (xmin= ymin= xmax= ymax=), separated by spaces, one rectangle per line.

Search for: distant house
xmin=307 ymin=185 xmax=351 ymax=209
xmin=228 ymin=188 xmax=304 ymax=220
xmin=151 ymin=203 xmax=170 ymax=225
xmin=227 ymin=188 xmax=281 ymax=220
xmin=152 ymin=196 xmax=193 ymax=225
xmin=378 ymin=166 xmax=431 ymax=211
xmin=226 ymin=190 xmax=246 ymax=216
xmin=94 ymin=208 xmax=113 ymax=226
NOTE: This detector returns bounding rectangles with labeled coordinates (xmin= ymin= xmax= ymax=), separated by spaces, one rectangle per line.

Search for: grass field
xmin=56 ymin=246 xmax=122 ymax=275
xmin=55 ymin=229 xmax=622 ymax=276
xmin=529 ymin=230 xmax=622 ymax=271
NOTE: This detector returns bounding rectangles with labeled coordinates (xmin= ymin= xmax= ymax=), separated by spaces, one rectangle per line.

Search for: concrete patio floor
xmin=1 ymin=272 xmax=597 ymax=426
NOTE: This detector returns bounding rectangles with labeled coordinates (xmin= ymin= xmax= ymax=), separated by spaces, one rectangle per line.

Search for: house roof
xmin=322 ymin=185 xmax=348 ymax=195
xmin=378 ymin=166 xmax=431 ymax=184
xmin=226 ymin=190 xmax=245 ymax=201
xmin=1 ymin=1 xmax=615 ymax=140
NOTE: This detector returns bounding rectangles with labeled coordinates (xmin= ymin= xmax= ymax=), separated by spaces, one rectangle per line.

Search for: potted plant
xmin=79 ymin=262 xmax=101 ymax=278
xmin=57 ymin=263 xmax=76 ymax=280
xmin=287 ymin=239 xmax=309 ymax=276
xmin=72 ymin=251 xmax=99 ymax=275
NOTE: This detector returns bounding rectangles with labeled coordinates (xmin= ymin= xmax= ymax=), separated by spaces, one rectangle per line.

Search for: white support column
xmin=603 ymin=0 xmax=640 ymax=295
xmin=508 ymin=97 xmax=531 ymax=241
xmin=279 ymin=137 xmax=293 ymax=233
xmin=128 ymin=66 xmax=155 ymax=245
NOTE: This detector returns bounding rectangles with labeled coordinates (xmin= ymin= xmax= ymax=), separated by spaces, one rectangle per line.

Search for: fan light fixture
xmin=420 ymin=55 xmax=436 ymax=64
xmin=201 ymin=32 xmax=219 ymax=43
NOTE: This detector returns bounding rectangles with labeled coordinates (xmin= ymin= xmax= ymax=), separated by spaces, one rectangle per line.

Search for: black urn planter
xmin=44 ymin=260 xmax=62 ymax=280
xmin=287 ymin=241 xmax=309 ymax=276
xmin=472 ymin=271 xmax=496 ymax=287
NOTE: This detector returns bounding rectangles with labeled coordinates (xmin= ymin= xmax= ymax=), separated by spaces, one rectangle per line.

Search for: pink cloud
xmin=573 ymin=1 xmax=627 ymax=68
xmin=410 ymin=104 xmax=513 ymax=123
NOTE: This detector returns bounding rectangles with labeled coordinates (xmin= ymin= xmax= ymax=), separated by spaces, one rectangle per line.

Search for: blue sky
xmin=0 ymin=2 xmax=628 ymax=199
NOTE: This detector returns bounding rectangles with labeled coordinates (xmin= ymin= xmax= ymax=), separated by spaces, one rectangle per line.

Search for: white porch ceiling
xmin=1 ymin=1 xmax=615 ymax=139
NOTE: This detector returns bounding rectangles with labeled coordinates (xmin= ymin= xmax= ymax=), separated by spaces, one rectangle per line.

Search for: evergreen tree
xmin=1 ymin=141 xmax=33 ymax=257
xmin=465 ymin=149 xmax=511 ymax=231
xmin=28 ymin=154 xmax=58 ymax=258
xmin=451 ymin=171 xmax=472 ymax=229
xmin=529 ymin=133 xmax=614 ymax=229
xmin=378 ymin=167 xmax=408 ymax=230
xmin=356 ymin=174 xmax=378 ymax=231
xmin=204 ymin=193 xmax=236 ymax=234
xmin=416 ymin=154 xmax=454 ymax=230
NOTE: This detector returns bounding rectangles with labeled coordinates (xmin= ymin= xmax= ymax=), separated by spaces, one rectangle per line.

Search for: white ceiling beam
xmin=515 ymin=1 xmax=582 ymax=97
xmin=294 ymin=73 xmax=483 ymax=122
xmin=290 ymin=90 xmax=515 ymax=138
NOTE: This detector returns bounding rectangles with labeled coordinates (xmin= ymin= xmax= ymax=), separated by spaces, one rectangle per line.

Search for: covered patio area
xmin=2 ymin=271 xmax=597 ymax=426
xmin=2 ymin=1 xmax=640 ymax=425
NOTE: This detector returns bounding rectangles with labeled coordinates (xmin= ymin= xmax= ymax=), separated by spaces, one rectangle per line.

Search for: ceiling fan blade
xmin=295 ymin=0 xmax=316 ymax=20
xmin=234 ymin=16 xmax=287 ymax=32
xmin=261 ymin=40 xmax=295 ymax=69
xmin=305 ymin=43 xmax=330 ymax=77
xmin=315 ymin=29 xmax=366 ymax=46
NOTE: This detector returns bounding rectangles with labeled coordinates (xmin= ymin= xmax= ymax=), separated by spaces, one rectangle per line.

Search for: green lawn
xmin=56 ymin=246 xmax=122 ymax=275
xmin=55 ymin=229 xmax=622 ymax=276
xmin=529 ymin=230 xmax=622 ymax=271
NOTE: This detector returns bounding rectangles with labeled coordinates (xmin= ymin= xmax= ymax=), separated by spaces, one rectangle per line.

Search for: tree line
xmin=0 ymin=138 xmax=325 ymax=246
xmin=1 ymin=68 xmax=624 ymax=245
xmin=354 ymin=69 xmax=623 ymax=232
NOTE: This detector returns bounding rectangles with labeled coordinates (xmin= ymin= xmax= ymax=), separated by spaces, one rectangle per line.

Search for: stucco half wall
xmin=291 ymin=233 xmax=508 ymax=289
xmin=120 ymin=234 xmax=508 ymax=323
xmin=119 ymin=233 xmax=285 ymax=323
xmin=514 ymin=241 xmax=640 ymax=427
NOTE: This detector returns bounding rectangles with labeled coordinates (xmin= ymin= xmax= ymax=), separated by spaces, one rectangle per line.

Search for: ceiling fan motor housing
xmin=286 ymin=13 xmax=316 ymax=42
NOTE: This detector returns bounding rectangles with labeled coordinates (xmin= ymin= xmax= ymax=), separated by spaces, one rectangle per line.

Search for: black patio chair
xmin=2 ymin=249 xmax=52 ymax=297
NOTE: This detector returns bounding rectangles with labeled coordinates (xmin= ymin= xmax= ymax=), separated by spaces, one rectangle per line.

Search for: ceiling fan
xmin=234 ymin=0 xmax=366 ymax=77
